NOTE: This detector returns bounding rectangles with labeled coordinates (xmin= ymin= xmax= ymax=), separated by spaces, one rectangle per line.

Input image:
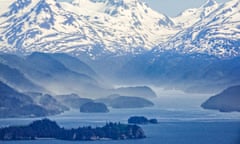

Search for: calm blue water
xmin=1 ymin=122 xmax=240 ymax=144
xmin=1 ymin=91 xmax=240 ymax=144
xmin=1 ymin=107 xmax=240 ymax=144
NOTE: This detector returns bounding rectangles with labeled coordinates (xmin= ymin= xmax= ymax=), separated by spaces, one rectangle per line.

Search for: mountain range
xmin=158 ymin=0 xmax=240 ymax=58
xmin=0 ymin=0 xmax=239 ymax=92
xmin=0 ymin=0 xmax=239 ymax=58
xmin=0 ymin=0 xmax=176 ymax=58
xmin=0 ymin=52 xmax=104 ymax=96
xmin=0 ymin=80 xmax=67 ymax=117
xmin=0 ymin=0 xmax=239 ymax=117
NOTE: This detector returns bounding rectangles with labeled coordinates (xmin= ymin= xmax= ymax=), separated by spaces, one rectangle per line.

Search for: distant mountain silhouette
xmin=97 ymin=94 xmax=154 ymax=109
xmin=0 ymin=81 xmax=47 ymax=117
xmin=0 ymin=81 xmax=69 ymax=118
xmin=0 ymin=53 xmax=102 ymax=97
xmin=80 ymin=102 xmax=109 ymax=113
xmin=0 ymin=62 xmax=43 ymax=92
xmin=202 ymin=85 xmax=240 ymax=112
xmin=56 ymin=94 xmax=93 ymax=109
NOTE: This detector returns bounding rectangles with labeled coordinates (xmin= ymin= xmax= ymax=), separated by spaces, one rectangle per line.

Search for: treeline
xmin=0 ymin=119 xmax=145 ymax=141
xmin=128 ymin=116 xmax=158 ymax=124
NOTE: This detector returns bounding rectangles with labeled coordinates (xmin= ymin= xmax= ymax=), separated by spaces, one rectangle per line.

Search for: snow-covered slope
xmin=173 ymin=0 xmax=219 ymax=28
xmin=155 ymin=0 xmax=240 ymax=58
xmin=0 ymin=0 xmax=178 ymax=58
xmin=0 ymin=0 xmax=239 ymax=58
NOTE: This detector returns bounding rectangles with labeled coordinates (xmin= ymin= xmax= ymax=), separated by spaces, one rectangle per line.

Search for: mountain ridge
xmin=0 ymin=0 xmax=178 ymax=58
xmin=0 ymin=0 xmax=239 ymax=58
xmin=158 ymin=0 xmax=240 ymax=58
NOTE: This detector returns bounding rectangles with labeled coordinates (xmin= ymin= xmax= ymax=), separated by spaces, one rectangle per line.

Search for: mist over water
xmin=113 ymin=85 xmax=215 ymax=109
xmin=1 ymin=86 xmax=240 ymax=144
xmin=0 ymin=0 xmax=239 ymax=143
xmin=152 ymin=86 xmax=213 ymax=108
xmin=1 ymin=86 xmax=239 ymax=126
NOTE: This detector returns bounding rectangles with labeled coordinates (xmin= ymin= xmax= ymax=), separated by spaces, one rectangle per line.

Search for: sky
xmin=59 ymin=0 xmax=230 ymax=16
xmin=144 ymin=0 xmax=229 ymax=16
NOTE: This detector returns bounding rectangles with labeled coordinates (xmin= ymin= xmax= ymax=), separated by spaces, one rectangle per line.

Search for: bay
xmin=1 ymin=90 xmax=240 ymax=144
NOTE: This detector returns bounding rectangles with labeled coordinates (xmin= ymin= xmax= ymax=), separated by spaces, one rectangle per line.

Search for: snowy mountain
xmin=0 ymin=0 xmax=239 ymax=58
xmin=0 ymin=0 xmax=177 ymax=58
xmin=156 ymin=0 xmax=240 ymax=58
xmin=173 ymin=0 xmax=219 ymax=28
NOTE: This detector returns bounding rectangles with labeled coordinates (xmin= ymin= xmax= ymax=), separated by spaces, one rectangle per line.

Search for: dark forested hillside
xmin=0 ymin=119 xmax=146 ymax=141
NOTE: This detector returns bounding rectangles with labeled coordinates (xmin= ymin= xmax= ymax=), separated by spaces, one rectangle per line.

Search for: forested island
xmin=80 ymin=102 xmax=109 ymax=113
xmin=0 ymin=119 xmax=145 ymax=141
xmin=128 ymin=116 xmax=158 ymax=124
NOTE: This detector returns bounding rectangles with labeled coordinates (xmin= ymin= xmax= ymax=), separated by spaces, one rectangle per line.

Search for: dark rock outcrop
xmin=128 ymin=116 xmax=158 ymax=124
xmin=149 ymin=119 xmax=158 ymax=124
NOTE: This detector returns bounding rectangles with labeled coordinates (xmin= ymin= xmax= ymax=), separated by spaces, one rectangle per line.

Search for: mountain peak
xmin=108 ymin=0 xmax=139 ymax=4
xmin=2 ymin=0 xmax=32 ymax=17
xmin=162 ymin=0 xmax=240 ymax=58
xmin=72 ymin=0 xmax=140 ymax=6
xmin=103 ymin=0 xmax=143 ymax=9
xmin=0 ymin=0 xmax=238 ymax=58
xmin=202 ymin=0 xmax=218 ymax=8
xmin=2 ymin=0 xmax=58 ymax=17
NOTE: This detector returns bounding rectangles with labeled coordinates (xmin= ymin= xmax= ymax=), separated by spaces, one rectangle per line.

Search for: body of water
xmin=1 ymin=90 xmax=240 ymax=144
